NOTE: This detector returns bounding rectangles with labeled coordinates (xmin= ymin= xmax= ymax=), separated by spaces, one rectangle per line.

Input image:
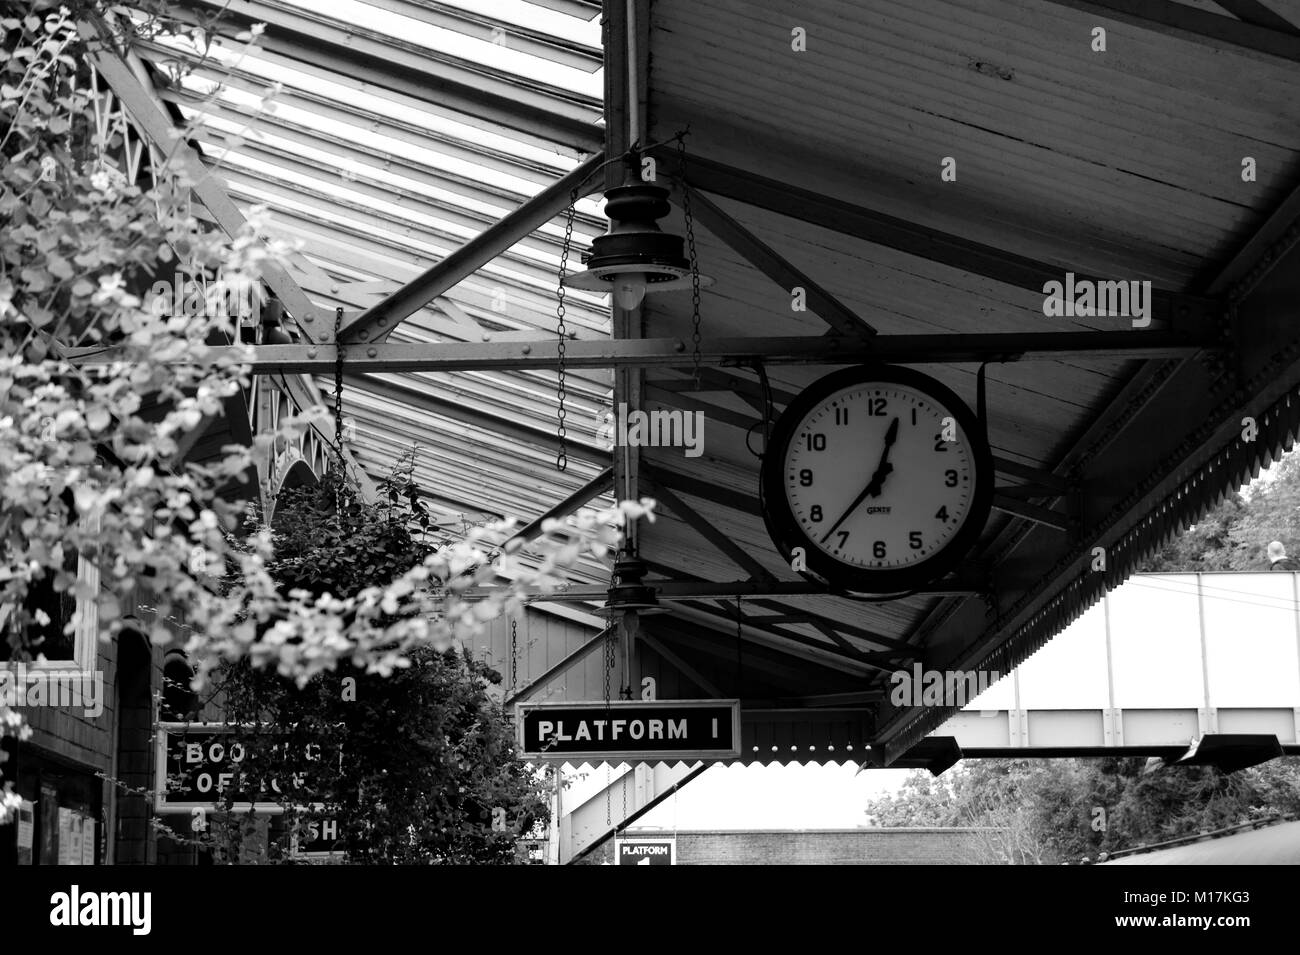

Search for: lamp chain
xmin=555 ymin=190 xmax=578 ymax=472
xmin=604 ymin=623 xmax=614 ymax=828
xmin=333 ymin=306 xmax=345 ymax=457
xmin=677 ymin=137 xmax=703 ymax=389
xmin=332 ymin=306 xmax=346 ymax=513
xmin=509 ymin=617 xmax=518 ymax=696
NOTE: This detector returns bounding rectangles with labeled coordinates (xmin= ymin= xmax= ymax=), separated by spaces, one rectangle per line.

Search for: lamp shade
xmin=563 ymin=183 xmax=710 ymax=299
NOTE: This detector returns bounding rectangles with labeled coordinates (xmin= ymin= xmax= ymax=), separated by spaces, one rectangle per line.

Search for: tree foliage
xmin=864 ymin=757 xmax=1300 ymax=863
xmin=204 ymin=466 xmax=552 ymax=864
xmin=1140 ymin=446 xmax=1300 ymax=571
xmin=0 ymin=2 xmax=651 ymax=825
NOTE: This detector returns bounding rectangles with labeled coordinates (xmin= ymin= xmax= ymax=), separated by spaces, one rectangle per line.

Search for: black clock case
xmin=758 ymin=363 xmax=994 ymax=594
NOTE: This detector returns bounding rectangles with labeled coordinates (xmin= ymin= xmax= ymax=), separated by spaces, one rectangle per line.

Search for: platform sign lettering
xmin=516 ymin=700 xmax=741 ymax=761
xmin=616 ymin=838 xmax=675 ymax=865
xmin=290 ymin=815 xmax=344 ymax=859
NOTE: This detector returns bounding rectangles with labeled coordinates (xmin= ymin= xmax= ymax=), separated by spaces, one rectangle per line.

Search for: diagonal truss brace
xmin=83 ymin=24 xmax=376 ymax=499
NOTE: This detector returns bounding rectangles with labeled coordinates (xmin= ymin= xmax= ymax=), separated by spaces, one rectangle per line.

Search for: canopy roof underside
xmin=122 ymin=0 xmax=1300 ymax=763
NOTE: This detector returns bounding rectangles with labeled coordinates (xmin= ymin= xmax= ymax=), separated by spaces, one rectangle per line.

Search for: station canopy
xmin=106 ymin=0 xmax=1300 ymax=763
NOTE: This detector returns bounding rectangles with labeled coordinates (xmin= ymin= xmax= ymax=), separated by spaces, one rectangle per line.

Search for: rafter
xmin=105 ymin=328 xmax=1215 ymax=377
xmin=658 ymin=151 xmax=1222 ymax=326
xmin=679 ymin=599 xmax=883 ymax=674
xmin=501 ymin=467 xmax=614 ymax=550
xmin=641 ymin=474 xmax=775 ymax=582
xmin=82 ymin=26 xmax=377 ymax=499
xmin=504 ymin=625 xmax=612 ymax=707
xmin=639 ymin=632 xmax=725 ymax=697
xmin=337 ymin=151 xmax=608 ymax=343
xmin=1039 ymin=0 xmax=1300 ymax=63
xmin=679 ymin=183 xmax=876 ymax=340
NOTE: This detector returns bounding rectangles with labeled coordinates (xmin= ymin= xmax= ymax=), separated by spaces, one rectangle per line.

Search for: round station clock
xmin=759 ymin=364 xmax=993 ymax=593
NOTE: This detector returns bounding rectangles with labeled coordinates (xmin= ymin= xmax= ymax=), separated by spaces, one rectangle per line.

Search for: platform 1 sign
xmin=517 ymin=700 xmax=741 ymax=761
xmin=615 ymin=838 xmax=675 ymax=865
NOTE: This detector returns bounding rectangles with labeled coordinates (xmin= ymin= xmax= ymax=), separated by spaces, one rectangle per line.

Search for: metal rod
xmin=95 ymin=330 xmax=1213 ymax=376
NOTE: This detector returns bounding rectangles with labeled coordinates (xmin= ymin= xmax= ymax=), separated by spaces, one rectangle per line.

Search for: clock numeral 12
xmin=866 ymin=397 xmax=887 ymax=416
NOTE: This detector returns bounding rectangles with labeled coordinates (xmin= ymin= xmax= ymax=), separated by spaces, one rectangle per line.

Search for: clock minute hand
xmin=819 ymin=416 xmax=900 ymax=545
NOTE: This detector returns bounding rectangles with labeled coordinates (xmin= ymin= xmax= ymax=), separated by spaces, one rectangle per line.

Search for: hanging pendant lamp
xmin=563 ymin=182 xmax=710 ymax=310
xmin=601 ymin=554 xmax=668 ymax=616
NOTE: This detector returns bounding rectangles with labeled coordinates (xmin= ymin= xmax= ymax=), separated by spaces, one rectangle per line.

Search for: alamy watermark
xmin=1042 ymin=272 xmax=1151 ymax=328
xmin=889 ymin=664 xmax=999 ymax=709
xmin=597 ymin=403 xmax=704 ymax=457
xmin=146 ymin=269 xmax=263 ymax=323
xmin=0 ymin=664 xmax=104 ymax=718
xmin=50 ymin=886 xmax=151 ymax=935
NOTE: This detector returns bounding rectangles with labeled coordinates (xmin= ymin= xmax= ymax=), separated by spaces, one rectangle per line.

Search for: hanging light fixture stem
xmin=626 ymin=0 xmax=641 ymax=148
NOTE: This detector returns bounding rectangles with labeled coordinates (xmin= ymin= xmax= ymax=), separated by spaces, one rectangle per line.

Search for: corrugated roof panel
xmin=137 ymin=0 xmax=618 ymax=605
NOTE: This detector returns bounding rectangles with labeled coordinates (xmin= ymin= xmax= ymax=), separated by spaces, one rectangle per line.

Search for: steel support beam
xmin=83 ymin=25 xmax=376 ymax=499
xmin=991 ymin=493 xmax=1075 ymax=533
xmin=504 ymin=626 xmax=612 ymax=707
xmin=638 ymin=632 xmax=725 ymax=697
xmin=680 ymin=184 xmax=876 ymax=339
xmin=660 ymin=151 xmax=1222 ymax=321
xmin=677 ymin=600 xmax=897 ymax=674
xmin=501 ymin=575 xmax=981 ymax=601
xmin=647 ymin=617 xmax=867 ymax=688
xmin=83 ymin=28 xmax=317 ymax=326
xmin=641 ymin=474 xmax=775 ymax=582
xmin=502 ymin=467 xmax=615 ymax=551
xmin=338 ymin=151 xmax=608 ymax=343
xmin=1039 ymin=0 xmax=1300 ymax=63
xmin=108 ymin=329 xmax=1216 ymax=376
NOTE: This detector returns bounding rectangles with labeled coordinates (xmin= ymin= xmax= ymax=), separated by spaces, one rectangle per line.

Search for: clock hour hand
xmin=862 ymin=417 xmax=899 ymax=498
xmin=820 ymin=417 xmax=899 ymax=545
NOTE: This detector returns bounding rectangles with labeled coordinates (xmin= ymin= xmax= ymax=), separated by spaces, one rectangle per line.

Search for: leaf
xmin=86 ymin=406 xmax=110 ymax=433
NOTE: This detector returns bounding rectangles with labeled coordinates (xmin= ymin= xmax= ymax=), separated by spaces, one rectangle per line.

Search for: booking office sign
xmin=154 ymin=722 xmax=332 ymax=816
xmin=516 ymin=700 xmax=742 ymax=762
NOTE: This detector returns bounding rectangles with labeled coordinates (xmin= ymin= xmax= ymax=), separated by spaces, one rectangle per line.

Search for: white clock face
xmin=783 ymin=382 xmax=978 ymax=570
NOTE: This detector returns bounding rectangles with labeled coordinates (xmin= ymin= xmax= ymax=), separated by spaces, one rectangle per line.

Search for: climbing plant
xmin=0 ymin=2 xmax=649 ymax=825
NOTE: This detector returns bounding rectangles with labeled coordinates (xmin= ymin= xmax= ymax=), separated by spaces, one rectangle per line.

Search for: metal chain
xmin=333 ymin=307 xmax=345 ymax=453
xmin=604 ymin=625 xmax=614 ymax=828
xmin=332 ymin=306 xmax=345 ymax=512
xmin=678 ymin=137 xmax=703 ymax=388
xmin=555 ymin=191 xmax=578 ymax=472
xmin=509 ymin=617 xmax=518 ymax=696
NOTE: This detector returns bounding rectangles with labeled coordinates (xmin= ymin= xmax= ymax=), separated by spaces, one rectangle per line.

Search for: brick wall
xmin=632 ymin=828 xmax=995 ymax=864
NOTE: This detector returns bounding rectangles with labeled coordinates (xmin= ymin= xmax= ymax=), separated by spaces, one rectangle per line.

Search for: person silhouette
xmin=1267 ymin=541 xmax=1300 ymax=571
